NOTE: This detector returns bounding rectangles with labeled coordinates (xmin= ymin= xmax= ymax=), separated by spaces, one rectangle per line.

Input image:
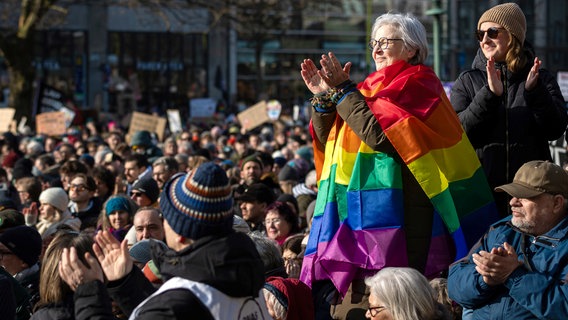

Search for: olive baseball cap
xmin=495 ymin=160 xmax=568 ymax=198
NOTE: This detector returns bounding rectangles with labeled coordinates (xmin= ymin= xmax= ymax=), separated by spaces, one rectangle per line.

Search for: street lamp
xmin=425 ymin=1 xmax=446 ymax=77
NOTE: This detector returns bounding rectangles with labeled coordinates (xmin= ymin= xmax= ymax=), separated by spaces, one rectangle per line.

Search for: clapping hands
xmin=59 ymin=230 xmax=134 ymax=291
xmin=300 ymin=52 xmax=352 ymax=95
xmin=472 ymin=242 xmax=522 ymax=286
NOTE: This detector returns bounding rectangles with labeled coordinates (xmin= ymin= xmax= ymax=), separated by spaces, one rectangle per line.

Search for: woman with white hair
xmin=364 ymin=267 xmax=450 ymax=320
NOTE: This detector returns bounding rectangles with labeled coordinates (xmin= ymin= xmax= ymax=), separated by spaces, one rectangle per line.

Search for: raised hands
xmin=473 ymin=242 xmax=523 ymax=286
xmin=301 ymin=52 xmax=352 ymax=94
xmin=92 ymin=230 xmax=133 ymax=281
xmin=301 ymin=59 xmax=329 ymax=95
xmin=486 ymin=56 xmax=503 ymax=96
xmin=525 ymin=57 xmax=541 ymax=91
xmin=22 ymin=202 xmax=38 ymax=226
xmin=319 ymin=52 xmax=351 ymax=87
xmin=59 ymin=247 xmax=104 ymax=291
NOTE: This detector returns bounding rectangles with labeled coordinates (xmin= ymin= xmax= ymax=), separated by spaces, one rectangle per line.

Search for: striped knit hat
xmin=160 ymin=162 xmax=234 ymax=240
xmin=478 ymin=3 xmax=526 ymax=44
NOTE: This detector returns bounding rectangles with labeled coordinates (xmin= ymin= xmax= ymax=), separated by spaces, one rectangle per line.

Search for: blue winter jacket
xmin=448 ymin=216 xmax=568 ymax=319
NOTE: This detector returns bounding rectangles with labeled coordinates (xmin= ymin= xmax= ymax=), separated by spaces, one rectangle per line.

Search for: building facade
xmin=0 ymin=0 xmax=565 ymax=120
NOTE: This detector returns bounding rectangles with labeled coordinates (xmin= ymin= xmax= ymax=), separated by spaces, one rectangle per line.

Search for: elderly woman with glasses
xmin=364 ymin=267 xmax=450 ymax=320
xmin=264 ymin=201 xmax=301 ymax=246
xmin=451 ymin=3 xmax=567 ymax=216
xmin=299 ymin=11 xmax=497 ymax=313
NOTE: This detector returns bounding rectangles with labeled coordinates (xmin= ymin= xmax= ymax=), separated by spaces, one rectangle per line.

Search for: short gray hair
xmin=248 ymin=232 xmax=284 ymax=274
xmin=152 ymin=156 xmax=179 ymax=172
xmin=365 ymin=267 xmax=438 ymax=320
xmin=371 ymin=12 xmax=428 ymax=65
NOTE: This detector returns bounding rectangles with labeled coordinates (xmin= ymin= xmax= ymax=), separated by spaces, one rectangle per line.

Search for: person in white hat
xmin=35 ymin=187 xmax=80 ymax=237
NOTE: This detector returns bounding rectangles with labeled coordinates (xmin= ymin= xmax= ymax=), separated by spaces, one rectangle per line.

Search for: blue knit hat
xmin=105 ymin=197 xmax=131 ymax=216
xmin=160 ymin=162 xmax=234 ymax=240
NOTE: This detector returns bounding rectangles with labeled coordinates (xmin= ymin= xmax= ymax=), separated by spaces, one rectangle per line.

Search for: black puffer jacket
xmin=451 ymin=46 xmax=567 ymax=211
xmin=31 ymin=299 xmax=75 ymax=320
xmin=72 ymin=231 xmax=265 ymax=320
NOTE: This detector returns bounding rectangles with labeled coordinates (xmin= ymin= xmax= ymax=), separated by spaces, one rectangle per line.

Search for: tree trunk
xmin=3 ymin=33 xmax=36 ymax=124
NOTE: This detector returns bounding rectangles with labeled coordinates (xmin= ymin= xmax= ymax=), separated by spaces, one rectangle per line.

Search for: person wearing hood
xmin=58 ymin=162 xmax=270 ymax=319
xmin=129 ymin=130 xmax=163 ymax=164
xmin=451 ymin=3 xmax=567 ymax=216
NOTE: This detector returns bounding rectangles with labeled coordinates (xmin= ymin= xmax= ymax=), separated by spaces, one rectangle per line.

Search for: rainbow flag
xmin=300 ymin=61 xmax=499 ymax=297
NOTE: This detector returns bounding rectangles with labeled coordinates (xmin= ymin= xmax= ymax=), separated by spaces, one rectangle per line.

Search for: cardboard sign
xmin=128 ymin=111 xmax=167 ymax=142
xmin=237 ymin=101 xmax=270 ymax=132
xmin=36 ymin=112 xmax=66 ymax=136
xmin=166 ymin=109 xmax=183 ymax=134
xmin=0 ymin=108 xmax=15 ymax=133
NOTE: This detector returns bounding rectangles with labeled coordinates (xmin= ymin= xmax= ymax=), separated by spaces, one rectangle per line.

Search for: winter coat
xmin=451 ymin=47 xmax=567 ymax=205
xmin=31 ymin=298 xmax=75 ymax=320
xmin=311 ymin=91 xmax=434 ymax=274
xmin=72 ymin=231 xmax=266 ymax=320
xmin=448 ymin=216 xmax=568 ymax=319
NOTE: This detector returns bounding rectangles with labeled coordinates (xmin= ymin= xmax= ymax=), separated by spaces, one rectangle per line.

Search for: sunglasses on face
xmin=475 ymin=27 xmax=505 ymax=42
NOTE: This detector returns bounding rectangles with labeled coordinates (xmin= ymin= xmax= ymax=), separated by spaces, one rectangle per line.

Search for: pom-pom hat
xmin=160 ymin=162 xmax=234 ymax=240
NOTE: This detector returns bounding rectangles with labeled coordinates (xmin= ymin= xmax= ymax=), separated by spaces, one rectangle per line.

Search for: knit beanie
xmin=105 ymin=197 xmax=131 ymax=216
xmin=39 ymin=187 xmax=69 ymax=213
xmin=263 ymin=276 xmax=315 ymax=320
xmin=160 ymin=162 xmax=234 ymax=240
xmin=130 ymin=130 xmax=153 ymax=148
xmin=478 ymin=2 xmax=526 ymax=44
xmin=278 ymin=165 xmax=299 ymax=182
xmin=240 ymin=155 xmax=263 ymax=171
xmin=132 ymin=178 xmax=160 ymax=204
xmin=129 ymin=239 xmax=168 ymax=265
xmin=0 ymin=225 xmax=42 ymax=267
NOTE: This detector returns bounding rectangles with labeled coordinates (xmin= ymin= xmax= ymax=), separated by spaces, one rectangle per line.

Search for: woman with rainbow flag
xmin=300 ymin=12 xmax=499 ymax=316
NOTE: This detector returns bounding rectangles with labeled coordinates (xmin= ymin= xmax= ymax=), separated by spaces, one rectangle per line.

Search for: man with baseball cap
xmin=58 ymin=162 xmax=270 ymax=319
xmin=448 ymin=160 xmax=568 ymax=319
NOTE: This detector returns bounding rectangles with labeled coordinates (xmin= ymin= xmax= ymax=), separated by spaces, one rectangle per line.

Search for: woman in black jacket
xmin=31 ymin=231 xmax=106 ymax=320
xmin=451 ymin=3 xmax=567 ymax=215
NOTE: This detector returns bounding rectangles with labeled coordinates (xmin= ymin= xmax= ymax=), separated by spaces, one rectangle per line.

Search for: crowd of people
xmin=1 ymin=3 xmax=568 ymax=320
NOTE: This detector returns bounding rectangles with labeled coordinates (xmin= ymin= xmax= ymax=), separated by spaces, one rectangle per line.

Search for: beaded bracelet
xmin=330 ymin=81 xmax=357 ymax=104
xmin=310 ymin=91 xmax=336 ymax=112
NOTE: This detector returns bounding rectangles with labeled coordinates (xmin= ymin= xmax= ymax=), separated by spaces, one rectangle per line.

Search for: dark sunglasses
xmin=475 ymin=27 xmax=505 ymax=42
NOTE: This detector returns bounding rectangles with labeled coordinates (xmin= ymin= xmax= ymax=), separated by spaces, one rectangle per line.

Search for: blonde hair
xmin=505 ymin=36 xmax=529 ymax=74
xmin=37 ymin=231 xmax=95 ymax=308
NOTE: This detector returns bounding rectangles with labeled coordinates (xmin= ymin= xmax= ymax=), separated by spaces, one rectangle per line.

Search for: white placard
xmin=189 ymin=98 xmax=216 ymax=118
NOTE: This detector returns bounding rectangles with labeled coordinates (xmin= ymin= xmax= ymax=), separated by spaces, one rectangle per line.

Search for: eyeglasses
xmin=368 ymin=37 xmax=403 ymax=51
xmin=264 ymin=218 xmax=282 ymax=225
xmin=475 ymin=27 xmax=505 ymax=42
xmin=70 ymin=184 xmax=87 ymax=192
xmin=367 ymin=306 xmax=387 ymax=317
xmin=131 ymin=192 xmax=144 ymax=198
